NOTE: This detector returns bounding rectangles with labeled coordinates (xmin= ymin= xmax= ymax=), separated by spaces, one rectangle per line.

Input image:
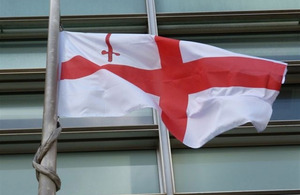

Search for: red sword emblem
xmin=101 ymin=33 xmax=120 ymax=62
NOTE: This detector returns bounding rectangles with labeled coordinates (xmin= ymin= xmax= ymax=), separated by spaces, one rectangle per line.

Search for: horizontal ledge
xmin=171 ymin=121 xmax=300 ymax=148
xmin=1 ymin=10 xmax=299 ymax=28
xmin=0 ymin=14 xmax=148 ymax=29
xmin=158 ymin=21 xmax=300 ymax=35
xmin=0 ymin=68 xmax=45 ymax=75
xmin=1 ymin=10 xmax=299 ymax=40
xmin=1 ymin=120 xmax=299 ymax=139
xmin=1 ymin=120 xmax=299 ymax=153
xmin=1 ymin=121 xmax=299 ymax=136
xmin=175 ymin=189 xmax=300 ymax=195
xmin=0 ymin=25 xmax=148 ymax=40
xmin=0 ymin=124 xmax=159 ymax=135
xmin=157 ymin=9 xmax=300 ymax=24
xmin=0 ymin=14 xmax=148 ymax=40
xmin=0 ymin=125 xmax=159 ymax=154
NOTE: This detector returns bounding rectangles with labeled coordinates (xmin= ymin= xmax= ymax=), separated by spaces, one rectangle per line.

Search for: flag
xmin=58 ymin=31 xmax=287 ymax=148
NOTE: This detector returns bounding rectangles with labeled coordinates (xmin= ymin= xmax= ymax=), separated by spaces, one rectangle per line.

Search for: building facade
xmin=0 ymin=0 xmax=300 ymax=194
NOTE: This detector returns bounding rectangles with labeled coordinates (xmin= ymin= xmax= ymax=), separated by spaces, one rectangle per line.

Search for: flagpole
xmin=38 ymin=0 xmax=60 ymax=194
xmin=146 ymin=0 xmax=175 ymax=194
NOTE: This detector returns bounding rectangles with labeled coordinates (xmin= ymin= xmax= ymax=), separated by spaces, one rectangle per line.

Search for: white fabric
xmin=59 ymin=31 xmax=160 ymax=70
xmin=184 ymin=87 xmax=279 ymax=148
xmin=58 ymin=69 xmax=160 ymax=117
xmin=180 ymin=40 xmax=243 ymax=63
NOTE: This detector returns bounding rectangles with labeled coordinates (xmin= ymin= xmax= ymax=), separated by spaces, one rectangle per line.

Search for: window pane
xmin=177 ymin=34 xmax=300 ymax=61
xmin=173 ymin=146 xmax=300 ymax=193
xmin=57 ymin=150 xmax=159 ymax=194
xmin=0 ymin=150 xmax=159 ymax=195
xmin=61 ymin=0 xmax=146 ymax=16
xmin=207 ymin=34 xmax=300 ymax=61
xmin=0 ymin=41 xmax=47 ymax=69
xmin=0 ymin=94 xmax=154 ymax=129
xmin=0 ymin=0 xmax=146 ymax=17
xmin=0 ymin=154 xmax=37 ymax=195
xmin=156 ymin=0 xmax=300 ymax=13
xmin=272 ymin=85 xmax=300 ymax=120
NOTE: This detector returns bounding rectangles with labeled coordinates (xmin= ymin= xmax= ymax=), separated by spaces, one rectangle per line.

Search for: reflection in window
xmin=173 ymin=146 xmax=300 ymax=193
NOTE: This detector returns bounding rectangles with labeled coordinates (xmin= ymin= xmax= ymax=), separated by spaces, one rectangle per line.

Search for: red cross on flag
xmin=58 ymin=31 xmax=287 ymax=148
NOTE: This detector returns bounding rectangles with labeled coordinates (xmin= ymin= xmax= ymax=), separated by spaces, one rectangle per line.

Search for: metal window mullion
xmin=146 ymin=0 xmax=158 ymax=35
xmin=158 ymin=120 xmax=176 ymax=194
xmin=146 ymin=0 xmax=175 ymax=194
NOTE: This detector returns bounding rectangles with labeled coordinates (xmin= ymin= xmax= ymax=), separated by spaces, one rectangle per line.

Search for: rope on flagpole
xmin=32 ymin=119 xmax=62 ymax=191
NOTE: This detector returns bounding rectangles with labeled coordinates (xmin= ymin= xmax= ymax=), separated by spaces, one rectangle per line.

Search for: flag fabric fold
xmin=58 ymin=31 xmax=287 ymax=148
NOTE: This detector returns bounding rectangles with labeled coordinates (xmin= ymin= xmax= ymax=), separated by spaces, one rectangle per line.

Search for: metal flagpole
xmin=38 ymin=0 xmax=60 ymax=194
xmin=146 ymin=0 xmax=175 ymax=194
